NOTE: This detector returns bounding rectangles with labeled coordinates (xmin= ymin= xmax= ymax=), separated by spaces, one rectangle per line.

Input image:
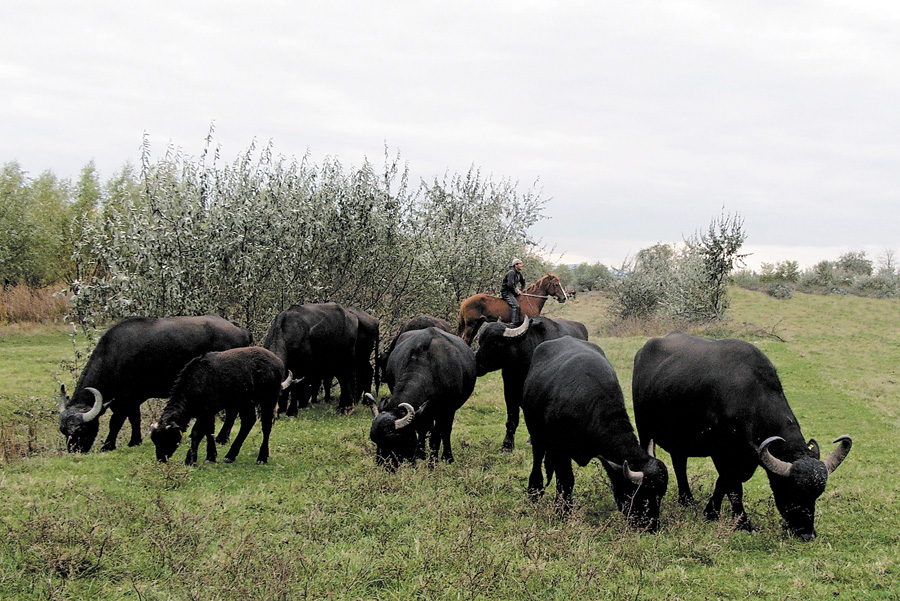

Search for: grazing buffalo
xmin=378 ymin=314 xmax=453 ymax=373
xmin=264 ymin=302 xmax=358 ymax=415
xmin=632 ymin=332 xmax=852 ymax=540
xmin=369 ymin=327 xmax=476 ymax=470
xmin=150 ymin=346 xmax=291 ymax=465
xmin=316 ymin=307 xmax=381 ymax=406
xmin=474 ymin=316 xmax=588 ymax=452
xmin=457 ymin=273 xmax=567 ymax=345
xmin=522 ymin=336 xmax=668 ymax=531
xmin=58 ymin=315 xmax=251 ymax=453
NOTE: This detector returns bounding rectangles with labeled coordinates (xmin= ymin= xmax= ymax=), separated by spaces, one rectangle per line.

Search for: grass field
xmin=0 ymin=288 xmax=897 ymax=600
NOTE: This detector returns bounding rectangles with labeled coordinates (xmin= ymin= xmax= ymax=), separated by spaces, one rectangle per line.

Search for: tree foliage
xmin=68 ymin=136 xmax=546 ymax=338
xmin=609 ymin=212 xmax=747 ymax=322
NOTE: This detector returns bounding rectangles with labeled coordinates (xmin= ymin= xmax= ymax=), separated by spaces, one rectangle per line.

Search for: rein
xmin=519 ymin=292 xmax=550 ymax=299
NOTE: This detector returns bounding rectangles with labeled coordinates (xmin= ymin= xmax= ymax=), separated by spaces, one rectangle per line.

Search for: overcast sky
xmin=2 ymin=1 xmax=898 ymax=270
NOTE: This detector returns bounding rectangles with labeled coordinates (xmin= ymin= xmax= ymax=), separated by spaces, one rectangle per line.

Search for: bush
xmin=766 ymin=282 xmax=794 ymax=299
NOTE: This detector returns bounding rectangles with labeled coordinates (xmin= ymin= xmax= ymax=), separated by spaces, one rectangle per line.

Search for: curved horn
xmin=77 ymin=388 xmax=104 ymax=423
xmin=758 ymin=436 xmax=793 ymax=477
xmin=58 ymin=385 xmax=68 ymax=413
xmin=646 ymin=439 xmax=656 ymax=458
xmin=824 ymin=435 xmax=852 ymax=474
xmin=393 ymin=403 xmax=415 ymax=430
xmin=623 ymin=460 xmax=645 ymax=485
xmin=281 ymin=370 xmax=293 ymax=390
xmin=365 ymin=393 xmax=379 ymax=417
xmin=502 ymin=315 xmax=530 ymax=338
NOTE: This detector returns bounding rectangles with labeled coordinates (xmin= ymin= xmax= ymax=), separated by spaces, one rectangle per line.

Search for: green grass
xmin=0 ymin=288 xmax=898 ymax=599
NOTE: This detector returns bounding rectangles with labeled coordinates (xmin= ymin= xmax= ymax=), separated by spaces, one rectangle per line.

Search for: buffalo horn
xmin=646 ymin=439 xmax=656 ymax=458
xmin=623 ymin=460 xmax=645 ymax=485
xmin=393 ymin=403 xmax=415 ymax=429
xmin=502 ymin=315 xmax=531 ymax=338
xmin=758 ymin=436 xmax=792 ymax=477
xmin=365 ymin=393 xmax=379 ymax=417
xmin=824 ymin=435 xmax=852 ymax=474
xmin=77 ymin=388 xmax=104 ymax=423
xmin=58 ymin=385 xmax=68 ymax=413
xmin=281 ymin=370 xmax=293 ymax=390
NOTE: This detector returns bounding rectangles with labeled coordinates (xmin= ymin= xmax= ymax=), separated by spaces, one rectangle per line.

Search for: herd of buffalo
xmin=56 ymin=281 xmax=852 ymax=540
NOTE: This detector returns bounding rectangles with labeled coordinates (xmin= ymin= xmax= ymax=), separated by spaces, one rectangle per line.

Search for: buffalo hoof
xmin=256 ymin=459 xmax=267 ymax=466
xmin=500 ymin=439 xmax=514 ymax=454
xmin=100 ymin=443 xmax=116 ymax=452
xmin=205 ymin=458 xmax=216 ymax=464
xmin=223 ymin=457 xmax=235 ymax=464
xmin=128 ymin=438 xmax=142 ymax=447
xmin=337 ymin=406 xmax=354 ymax=416
xmin=703 ymin=505 xmax=720 ymax=522
xmin=214 ymin=435 xmax=230 ymax=444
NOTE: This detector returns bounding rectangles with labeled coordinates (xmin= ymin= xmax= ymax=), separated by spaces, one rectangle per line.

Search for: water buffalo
xmin=632 ymin=331 xmax=852 ymax=540
xmin=263 ymin=302 xmax=358 ymax=415
xmin=369 ymin=327 xmax=476 ymax=470
xmin=522 ymin=336 xmax=668 ymax=530
xmin=150 ymin=346 xmax=291 ymax=465
xmin=58 ymin=315 xmax=251 ymax=453
xmin=474 ymin=316 xmax=588 ymax=452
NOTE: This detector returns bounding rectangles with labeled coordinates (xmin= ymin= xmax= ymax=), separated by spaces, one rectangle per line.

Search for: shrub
xmin=766 ymin=282 xmax=794 ymax=299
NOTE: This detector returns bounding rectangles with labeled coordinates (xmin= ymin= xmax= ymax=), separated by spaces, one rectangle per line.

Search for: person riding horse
xmin=501 ymin=258 xmax=526 ymax=324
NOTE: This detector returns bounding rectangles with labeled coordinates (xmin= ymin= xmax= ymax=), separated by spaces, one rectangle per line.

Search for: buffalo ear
xmin=807 ymin=438 xmax=820 ymax=460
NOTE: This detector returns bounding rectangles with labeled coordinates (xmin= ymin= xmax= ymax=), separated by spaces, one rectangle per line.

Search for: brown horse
xmin=457 ymin=273 xmax=568 ymax=344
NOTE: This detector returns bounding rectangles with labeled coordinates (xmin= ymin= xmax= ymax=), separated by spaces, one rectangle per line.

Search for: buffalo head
xmin=368 ymin=394 xmax=425 ymax=471
xmin=601 ymin=442 xmax=669 ymax=532
xmin=149 ymin=421 xmax=184 ymax=462
xmin=58 ymin=386 xmax=105 ymax=453
xmin=758 ymin=435 xmax=852 ymax=540
xmin=474 ymin=317 xmax=530 ymax=376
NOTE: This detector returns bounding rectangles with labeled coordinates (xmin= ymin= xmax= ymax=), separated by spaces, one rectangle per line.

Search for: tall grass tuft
xmin=0 ymin=283 xmax=69 ymax=324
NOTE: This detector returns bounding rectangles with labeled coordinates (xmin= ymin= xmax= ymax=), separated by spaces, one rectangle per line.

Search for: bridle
xmin=519 ymin=277 xmax=567 ymax=301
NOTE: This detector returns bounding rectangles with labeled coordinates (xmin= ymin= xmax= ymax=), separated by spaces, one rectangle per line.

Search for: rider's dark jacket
xmin=500 ymin=266 xmax=525 ymax=297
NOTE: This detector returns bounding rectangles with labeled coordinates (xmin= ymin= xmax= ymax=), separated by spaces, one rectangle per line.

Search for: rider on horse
xmin=500 ymin=258 xmax=526 ymax=325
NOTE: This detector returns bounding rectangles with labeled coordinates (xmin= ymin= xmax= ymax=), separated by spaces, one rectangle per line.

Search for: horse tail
xmin=456 ymin=301 xmax=468 ymax=337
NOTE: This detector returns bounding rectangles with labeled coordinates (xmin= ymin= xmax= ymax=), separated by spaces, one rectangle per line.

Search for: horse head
xmin=538 ymin=273 xmax=568 ymax=303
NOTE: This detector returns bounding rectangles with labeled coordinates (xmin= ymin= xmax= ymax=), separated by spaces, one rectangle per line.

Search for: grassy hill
xmin=0 ymin=288 xmax=897 ymax=599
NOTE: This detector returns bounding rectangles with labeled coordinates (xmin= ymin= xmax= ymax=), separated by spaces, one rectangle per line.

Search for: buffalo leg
xmin=527 ymin=441 xmax=546 ymax=499
xmin=205 ymin=431 xmax=218 ymax=463
xmin=431 ymin=414 xmax=455 ymax=463
xmin=215 ymin=409 xmax=237 ymax=444
xmin=256 ymin=399 xmax=275 ymax=465
xmin=335 ymin=368 xmax=357 ymax=414
xmin=185 ymin=416 xmax=213 ymax=466
xmin=224 ymin=408 xmax=257 ymax=463
xmin=500 ymin=373 xmax=524 ymax=453
xmin=552 ymin=453 xmax=576 ymax=512
xmin=126 ymin=405 xmax=143 ymax=447
xmin=100 ymin=409 xmax=129 ymax=451
xmin=726 ymin=487 xmax=752 ymax=531
xmin=670 ymin=454 xmax=696 ymax=505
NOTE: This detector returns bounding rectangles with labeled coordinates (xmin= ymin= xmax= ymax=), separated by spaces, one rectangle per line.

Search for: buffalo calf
xmin=150 ymin=347 xmax=290 ymax=466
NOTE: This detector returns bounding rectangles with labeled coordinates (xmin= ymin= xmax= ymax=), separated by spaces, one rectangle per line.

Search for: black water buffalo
xmin=58 ymin=315 xmax=251 ymax=453
xmin=264 ymin=302 xmax=358 ymax=414
xmin=314 ymin=307 xmax=380 ymax=406
xmin=632 ymin=332 xmax=852 ymax=540
xmin=369 ymin=327 xmax=476 ymax=470
xmin=522 ymin=336 xmax=668 ymax=530
xmin=150 ymin=346 xmax=291 ymax=465
xmin=474 ymin=316 xmax=589 ymax=452
xmin=378 ymin=314 xmax=453 ymax=373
